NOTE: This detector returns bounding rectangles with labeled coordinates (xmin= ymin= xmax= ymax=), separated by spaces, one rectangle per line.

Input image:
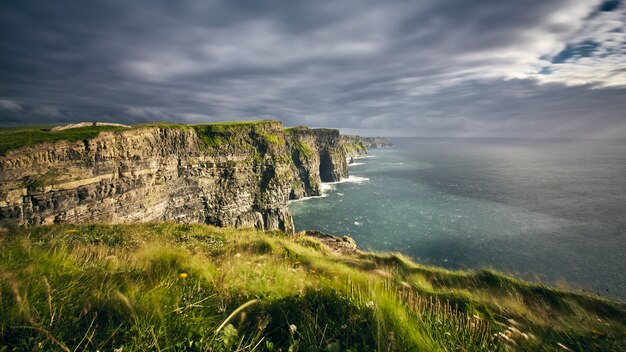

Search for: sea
xmin=289 ymin=138 xmax=626 ymax=299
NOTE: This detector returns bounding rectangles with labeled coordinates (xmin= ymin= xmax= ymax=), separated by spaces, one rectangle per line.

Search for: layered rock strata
xmin=0 ymin=121 xmax=351 ymax=233
xmin=340 ymin=135 xmax=368 ymax=161
xmin=285 ymin=126 xmax=349 ymax=199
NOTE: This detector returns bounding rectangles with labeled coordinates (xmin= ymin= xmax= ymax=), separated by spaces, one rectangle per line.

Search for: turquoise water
xmin=289 ymin=139 xmax=626 ymax=299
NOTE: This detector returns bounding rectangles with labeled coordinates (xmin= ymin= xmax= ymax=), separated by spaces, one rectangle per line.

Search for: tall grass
xmin=1 ymin=223 xmax=624 ymax=351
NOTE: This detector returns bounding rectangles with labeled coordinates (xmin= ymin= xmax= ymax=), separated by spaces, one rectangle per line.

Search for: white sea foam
xmin=325 ymin=175 xmax=370 ymax=185
xmin=320 ymin=175 xmax=370 ymax=195
xmin=348 ymin=162 xmax=365 ymax=167
xmin=288 ymin=193 xmax=327 ymax=203
xmin=290 ymin=176 xmax=370 ymax=202
xmin=320 ymin=183 xmax=335 ymax=192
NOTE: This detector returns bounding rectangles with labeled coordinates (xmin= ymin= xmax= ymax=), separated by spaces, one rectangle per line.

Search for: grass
xmin=289 ymin=140 xmax=314 ymax=161
xmin=0 ymin=120 xmax=281 ymax=156
xmin=190 ymin=121 xmax=287 ymax=164
xmin=189 ymin=120 xmax=275 ymax=127
xmin=0 ymin=125 xmax=128 ymax=156
xmin=343 ymin=143 xmax=367 ymax=155
xmin=1 ymin=223 xmax=624 ymax=351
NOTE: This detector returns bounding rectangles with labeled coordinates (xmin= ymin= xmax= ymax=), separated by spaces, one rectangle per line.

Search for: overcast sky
xmin=0 ymin=0 xmax=625 ymax=138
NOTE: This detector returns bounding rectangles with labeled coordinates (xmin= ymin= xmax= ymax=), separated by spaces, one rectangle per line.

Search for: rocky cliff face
xmin=0 ymin=121 xmax=351 ymax=232
xmin=361 ymin=137 xmax=393 ymax=148
xmin=285 ymin=126 xmax=348 ymax=199
xmin=340 ymin=135 xmax=368 ymax=160
xmin=0 ymin=121 xmax=347 ymax=232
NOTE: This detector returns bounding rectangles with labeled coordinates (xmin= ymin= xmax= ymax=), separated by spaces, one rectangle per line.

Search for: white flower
xmin=289 ymin=324 xmax=297 ymax=333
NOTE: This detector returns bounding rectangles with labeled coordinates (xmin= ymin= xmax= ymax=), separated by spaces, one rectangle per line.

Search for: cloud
xmin=0 ymin=100 xmax=22 ymax=112
xmin=529 ymin=3 xmax=626 ymax=88
xmin=0 ymin=0 xmax=624 ymax=138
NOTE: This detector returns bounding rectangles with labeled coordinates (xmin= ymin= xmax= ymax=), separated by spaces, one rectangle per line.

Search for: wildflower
xmin=179 ymin=272 xmax=188 ymax=279
xmin=366 ymin=301 xmax=375 ymax=308
xmin=289 ymin=324 xmax=297 ymax=333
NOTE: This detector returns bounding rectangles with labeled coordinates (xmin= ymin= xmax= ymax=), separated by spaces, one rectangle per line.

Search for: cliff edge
xmin=0 ymin=121 xmax=350 ymax=232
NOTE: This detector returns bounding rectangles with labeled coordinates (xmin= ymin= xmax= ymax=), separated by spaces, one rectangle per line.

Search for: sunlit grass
xmin=1 ymin=222 xmax=624 ymax=351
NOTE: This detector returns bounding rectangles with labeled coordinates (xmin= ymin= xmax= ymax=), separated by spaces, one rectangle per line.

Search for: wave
xmin=325 ymin=175 xmax=370 ymax=185
xmin=348 ymin=162 xmax=365 ymax=167
xmin=288 ymin=193 xmax=327 ymax=203
xmin=291 ymin=176 xmax=370 ymax=201
xmin=321 ymin=175 xmax=370 ymax=195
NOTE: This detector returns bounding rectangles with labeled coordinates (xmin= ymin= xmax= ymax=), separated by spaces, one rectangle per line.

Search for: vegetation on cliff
xmin=0 ymin=120 xmax=280 ymax=156
xmin=1 ymin=222 xmax=624 ymax=351
xmin=361 ymin=137 xmax=393 ymax=148
xmin=0 ymin=125 xmax=128 ymax=156
xmin=340 ymin=135 xmax=367 ymax=160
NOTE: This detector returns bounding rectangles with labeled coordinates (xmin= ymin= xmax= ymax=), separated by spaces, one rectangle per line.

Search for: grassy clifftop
xmin=0 ymin=120 xmax=279 ymax=156
xmin=0 ymin=125 xmax=128 ymax=156
xmin=1 ymin=223 xmax=624 ymax=351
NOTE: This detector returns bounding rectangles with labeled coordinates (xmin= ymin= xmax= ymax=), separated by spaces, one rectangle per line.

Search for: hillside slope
xmin=1 ymin=223 xmax=624 ymax=351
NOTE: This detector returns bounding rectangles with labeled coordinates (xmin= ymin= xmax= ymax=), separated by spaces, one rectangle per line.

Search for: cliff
xmin=340 ymin=134 xmax=368 ymax=161
xmin=361 ymin=136 xmax=393 ymax=148
xmin=0 ymin=121 xmax=350 ymax=232
xmin=285 ymin=126 xmax=348 ymax=199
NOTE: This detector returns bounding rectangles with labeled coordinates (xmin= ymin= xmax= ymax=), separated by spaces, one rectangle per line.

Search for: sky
xmin=0 ymin=0 xmax=625 ymax=138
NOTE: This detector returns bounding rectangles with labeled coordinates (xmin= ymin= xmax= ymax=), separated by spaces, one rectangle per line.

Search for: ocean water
xmin=289 ymin=139 xmax=626 ymax=299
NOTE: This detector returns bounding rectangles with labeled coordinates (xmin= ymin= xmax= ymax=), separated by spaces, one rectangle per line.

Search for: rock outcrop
xmin=0 ymin=121 xmax=354 ymax=233
xmin=305 ymin=230 xmax=358 ymax=255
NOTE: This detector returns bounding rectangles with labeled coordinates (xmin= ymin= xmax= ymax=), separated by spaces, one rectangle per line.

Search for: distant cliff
xmin=361 ymin=136 xmax=393 ymax=148
xmin=340 ymin=135 xmax=394 ymax=162
xmin=340 ymin=135 xmax=368 ymax=160
xmin=0 ymin=121 xmax=350 ymax=232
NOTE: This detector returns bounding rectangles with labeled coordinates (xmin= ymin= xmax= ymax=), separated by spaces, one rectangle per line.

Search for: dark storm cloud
xmin=0 ymin=0 xmax=624 ymax=137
